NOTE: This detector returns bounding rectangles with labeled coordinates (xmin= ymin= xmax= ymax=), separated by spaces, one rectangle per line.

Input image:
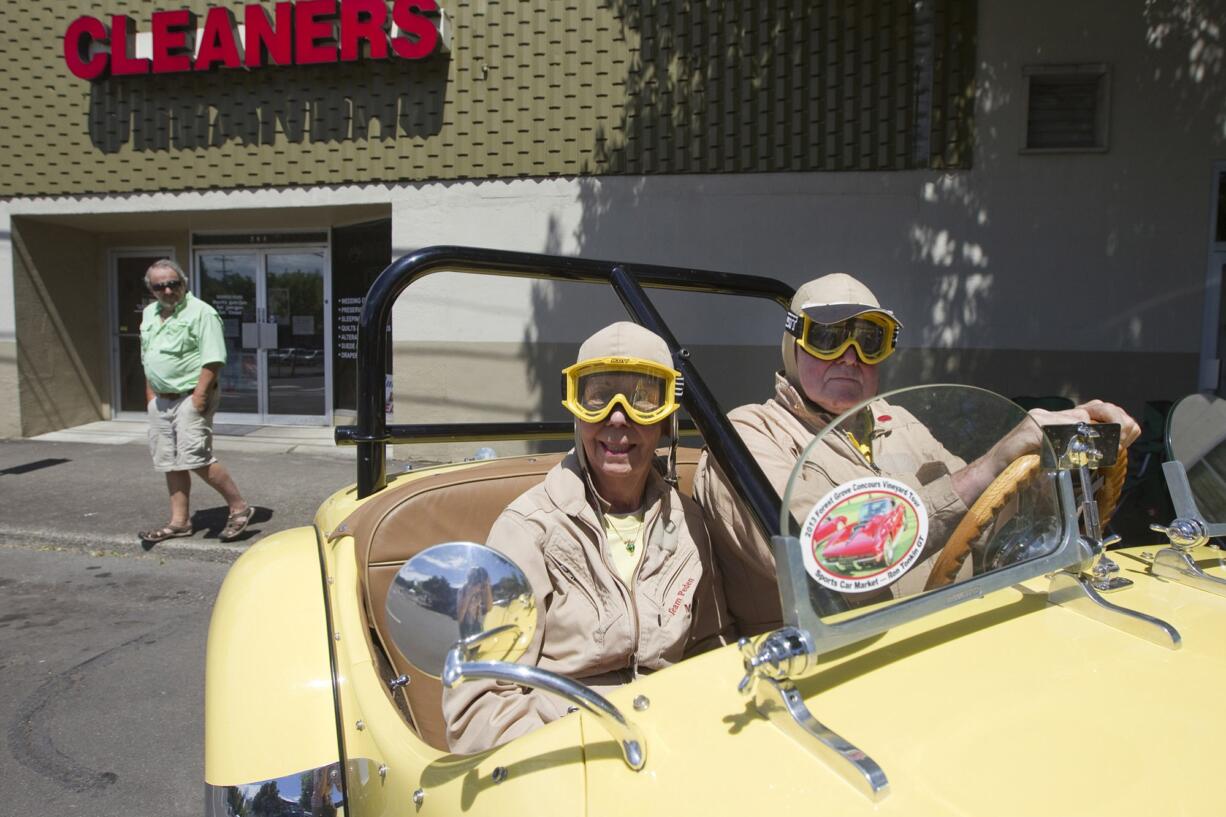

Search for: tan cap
xmin=571 ymin=321 xmax=675 ymax=482
xmin=791 ymin=273 xmax=901 ymax=327
xmin=575 ymin=321 xmax=673 ymax=369
xmin=781 ymin=273 xmax=900 ymax=385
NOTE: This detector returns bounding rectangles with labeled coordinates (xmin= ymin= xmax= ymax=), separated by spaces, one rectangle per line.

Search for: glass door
xmin=198 ymin=252 xmax=260 ymax=414
xmin=265 ymin=251 xmax=328 ymax=420
xmin=196 ymin=247 xmax=330 ymax=424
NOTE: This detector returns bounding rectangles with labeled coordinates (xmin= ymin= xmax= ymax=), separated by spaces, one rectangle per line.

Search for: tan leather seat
xmin=339 ymin=448 xmax=702 ymax=751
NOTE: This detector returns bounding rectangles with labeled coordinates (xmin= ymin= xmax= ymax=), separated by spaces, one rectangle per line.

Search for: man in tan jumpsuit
xmin=444 ymin=322 xmax=733 ymax=754
xmin=694 ymin=274 xmax=1139 ymax=636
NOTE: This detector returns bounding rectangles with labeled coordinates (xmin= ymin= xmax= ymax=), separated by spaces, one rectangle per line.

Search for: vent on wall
xmin=1022 ymin=64 xmax=1110 ymax=152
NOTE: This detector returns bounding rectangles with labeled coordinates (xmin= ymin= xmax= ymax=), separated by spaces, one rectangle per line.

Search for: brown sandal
xmin=139 ymin=523 xmax=193 ymax=543
xmin=219 ymin=506 xmax=255 ymax=541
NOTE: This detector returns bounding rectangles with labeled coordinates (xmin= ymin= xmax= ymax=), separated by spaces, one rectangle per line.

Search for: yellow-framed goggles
xmin=785 ymin=309 xmax=900 ymax=364
xmin=561 ymin=356 xmax=682 ymax=425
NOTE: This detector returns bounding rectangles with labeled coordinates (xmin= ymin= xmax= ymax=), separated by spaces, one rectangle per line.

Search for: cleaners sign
xmin=64 ymin=0 xmax=443 ymax=81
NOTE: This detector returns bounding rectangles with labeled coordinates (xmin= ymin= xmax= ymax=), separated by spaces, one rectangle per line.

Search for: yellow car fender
xmin=205 ymin=526 xmax=341 ymax=788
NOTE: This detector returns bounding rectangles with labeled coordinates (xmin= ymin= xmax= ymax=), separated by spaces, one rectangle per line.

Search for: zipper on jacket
xmin=838 ymin=429 xmax=881 ymax=474
xmin=577 ymin=511 xmax=640 ymax=669
xmin=625 ymin=500 xmax=665 ymax=675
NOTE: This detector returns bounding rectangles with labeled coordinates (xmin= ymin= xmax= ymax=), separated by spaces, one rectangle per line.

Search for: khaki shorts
xmin=147 ymin=387 xmax=220 ymax=472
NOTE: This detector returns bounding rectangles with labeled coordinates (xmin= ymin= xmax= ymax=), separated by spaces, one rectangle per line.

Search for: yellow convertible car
xmin=204 ymin=247 xmax=1226 ymax=816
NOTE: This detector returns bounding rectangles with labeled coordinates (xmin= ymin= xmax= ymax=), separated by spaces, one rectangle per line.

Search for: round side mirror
xmin=384 ymin=542 xmax=538 ymax=678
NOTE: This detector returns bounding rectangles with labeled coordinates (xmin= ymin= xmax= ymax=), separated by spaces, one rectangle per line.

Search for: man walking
xmin=138 ymin=259 xmax=253 ymax=543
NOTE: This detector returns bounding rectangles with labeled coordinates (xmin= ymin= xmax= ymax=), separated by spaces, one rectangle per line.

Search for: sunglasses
xmin=149 ymin=280 xmax=184 ymax=292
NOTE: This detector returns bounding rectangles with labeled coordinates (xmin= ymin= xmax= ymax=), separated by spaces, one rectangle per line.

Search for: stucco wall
xmin=0 ymin=210 xmax=17 ymax=438
xmin=0 ymin=339 xmax=17 ymax=438
xmin=12 ymin=218 xmax=106 ymax=436
xmin=380 ymin=0 xmax=1221 ymax=442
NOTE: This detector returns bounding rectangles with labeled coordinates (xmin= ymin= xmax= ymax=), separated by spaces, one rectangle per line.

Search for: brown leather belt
xmin=155 ymin=391 xmax=190 ymax=400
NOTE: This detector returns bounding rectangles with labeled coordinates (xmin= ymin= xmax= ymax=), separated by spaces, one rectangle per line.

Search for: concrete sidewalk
xmin=0 ymin=420 xmax=401 ymax=563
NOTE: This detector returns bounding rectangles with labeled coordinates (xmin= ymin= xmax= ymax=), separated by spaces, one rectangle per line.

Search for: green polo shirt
xmin=140 ymin=292 xmax=227 ymax=394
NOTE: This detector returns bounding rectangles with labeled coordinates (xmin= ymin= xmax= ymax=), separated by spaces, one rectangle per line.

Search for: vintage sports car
xmin=815 ymin=497 xmax=905 ymax=572
xmin=204 ymin=247 xmax=1226 ymax=816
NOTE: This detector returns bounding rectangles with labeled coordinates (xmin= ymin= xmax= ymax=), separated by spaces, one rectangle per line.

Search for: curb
xmin=0 ymin=527 xmax=247 ymax=564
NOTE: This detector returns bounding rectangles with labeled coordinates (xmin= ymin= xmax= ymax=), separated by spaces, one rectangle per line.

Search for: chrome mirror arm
xmin=442 ymin=648 xmax=647 ymax=771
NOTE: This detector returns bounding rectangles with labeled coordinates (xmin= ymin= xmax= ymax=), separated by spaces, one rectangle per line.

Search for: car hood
xmin=580 ymin=547 xmax=1224 ymax=816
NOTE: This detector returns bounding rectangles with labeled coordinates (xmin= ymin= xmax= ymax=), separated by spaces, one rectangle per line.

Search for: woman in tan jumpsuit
xmin=443 ymin=322 xmax=732 ymax=754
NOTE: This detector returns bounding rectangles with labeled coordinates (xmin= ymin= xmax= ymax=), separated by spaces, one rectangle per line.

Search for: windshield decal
xmin=800 ymin=477 xmax=928 ymax=593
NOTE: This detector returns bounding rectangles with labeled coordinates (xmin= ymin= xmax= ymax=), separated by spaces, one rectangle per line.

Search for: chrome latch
xmin=736 ymin=627 xmax=814 ymax=692
xmin=737 ymin=628 xmax=889 ymax=801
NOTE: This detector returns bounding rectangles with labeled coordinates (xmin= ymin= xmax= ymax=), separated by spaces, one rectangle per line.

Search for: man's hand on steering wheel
xmin=952 ymin=400 xmax=1139 ymax=507
xmin=1025 ymin=400 xmax=1141 ymax=457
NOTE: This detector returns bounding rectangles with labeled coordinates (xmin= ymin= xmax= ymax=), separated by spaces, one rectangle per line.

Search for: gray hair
xmin=145 ymin=258 xmax=189 ymax=288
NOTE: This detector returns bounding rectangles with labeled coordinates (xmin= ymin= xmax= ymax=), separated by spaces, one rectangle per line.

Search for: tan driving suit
xmin=443 ymin=451 xmax=733 ymax=754
xmin=693 ymin=374 xmax=969 ymax=636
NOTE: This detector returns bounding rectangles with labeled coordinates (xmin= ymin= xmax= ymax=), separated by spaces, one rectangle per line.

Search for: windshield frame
xmin=773 ymin=384 xmax=1088 ymax=655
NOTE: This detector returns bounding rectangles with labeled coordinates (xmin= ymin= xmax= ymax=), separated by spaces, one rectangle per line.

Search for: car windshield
xmin=1167 ymin=393 xmax=1226 ymax=523
xmin=780 ymin=384 xmax=1065 ymax=629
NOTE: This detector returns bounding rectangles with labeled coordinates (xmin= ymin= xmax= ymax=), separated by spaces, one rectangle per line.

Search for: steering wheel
xmin=1095 ymin=451 xmax=1128 ymax=525
xmin=924 ymin=449 xmax=1130 ymax=591
xmin=924 ymin=455 xmax=1040 ymax=591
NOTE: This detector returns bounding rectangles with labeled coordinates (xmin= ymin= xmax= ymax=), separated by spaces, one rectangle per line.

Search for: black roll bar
xmin=334 ymin=245 xmax=793 ymax=550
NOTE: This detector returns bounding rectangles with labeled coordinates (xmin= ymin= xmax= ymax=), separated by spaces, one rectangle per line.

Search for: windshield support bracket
xmin=753 ymin=676 xmax=890 ymax=801
xmin=738 ymin=627 xmax=888 ymax=800
xmin=1144 ymin=516 xmax=1226 ymax=597
xmin=1047 ymin=570 xmax=1182 ymax=649
xmin=1149 ymin=547 xmax=1226 ymax=596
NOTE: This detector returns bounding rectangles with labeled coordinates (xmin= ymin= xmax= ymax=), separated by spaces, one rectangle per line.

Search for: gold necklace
xmin=606 ymin=513 xmax=643 ymax=554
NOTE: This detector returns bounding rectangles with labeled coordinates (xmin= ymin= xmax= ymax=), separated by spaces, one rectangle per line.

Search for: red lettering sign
xmin=244 ymin=3 xmax=294 ymax=68
xmin=295 ymin=0 xmax=339 ymax=65
xmin=391 ymin=0 xmax=437 ymax=60
xmin=63 ymin=0 xmax=441 ymax=80
xmin=195 ymin=8 xmax=242 ymax=71
xmin=110 ymin=15 xmax=151 ymax=76
xmin=150 ymin=9 xmax=196 ymax=73
xmin=63 ymin=16 xmax=109 ymax=80
xmin=340 ymin=0 xmax=390 ymax=62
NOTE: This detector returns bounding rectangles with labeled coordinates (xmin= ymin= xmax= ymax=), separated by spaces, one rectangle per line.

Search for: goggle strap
xmin=786 ymin=310 xmax=902 ymax=358
xmin=784 ymin=310 xmax=804 ymax=340
xmin=564 ymin=365 xmax=681 ymax=396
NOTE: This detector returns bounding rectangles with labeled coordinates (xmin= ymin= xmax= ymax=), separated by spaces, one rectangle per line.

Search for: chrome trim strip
xmin=314 ymin=525 xmax=352 ymax=805
xmin=205 ymin=764 xmax=343 ymax=817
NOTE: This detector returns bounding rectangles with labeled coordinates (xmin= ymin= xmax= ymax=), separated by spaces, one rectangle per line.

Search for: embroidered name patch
xmin=800 ymin=477 xmax=928 ymax=594
xmin=667 ymin=577 xmax=696 ymax=616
